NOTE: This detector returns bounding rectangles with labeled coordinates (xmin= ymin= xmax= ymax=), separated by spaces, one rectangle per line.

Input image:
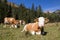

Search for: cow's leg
xmin=3 ymin=23 xmax=7 ymax=28
xmin=3 ymin=20 xmax=9 ymax=28
xmin=3 ymin=21 xmax=7 ymax=28
xmin=21 ymin=25 xmax=27 ymax=32
xmin=36 ymin=31 xmax=41 ymax=35
xmin=15 ymin=25 xmax=17 ymax=28
xmin=41 ymin=26 xmax=45 ymax=35
xmin=10 ymin=24 xmax=14 ymax=28
xmin=31 ymin=31 xmax=35 ymax=35
xmin=41 ymin=27 xmax=44 ymax=32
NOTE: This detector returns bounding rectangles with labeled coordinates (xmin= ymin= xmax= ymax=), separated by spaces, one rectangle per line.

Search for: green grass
xmin=0 ymin=23 xmax=60 ymax=40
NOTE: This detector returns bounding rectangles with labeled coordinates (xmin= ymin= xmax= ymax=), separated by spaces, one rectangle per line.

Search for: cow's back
xmin=26 ymin=22 xmax=40 ymax=32
xmin=26 ymin=23 xmax=33 ymax=31
xmin=4 ymin=17 xmax=15 ymax=24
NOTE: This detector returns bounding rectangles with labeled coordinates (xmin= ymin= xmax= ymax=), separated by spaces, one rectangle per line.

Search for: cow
xmin=21 ymin=22 xmax=41 ymax=35
xmin=11 ymin=20 xmax=20 ymax=28
xmin=3 ymin=17 xmax=20 ymax=28
xmin=19 ymin=20 xmax=25 ymax=25
xmin=21 ymin=17 xmax=49 ymax=35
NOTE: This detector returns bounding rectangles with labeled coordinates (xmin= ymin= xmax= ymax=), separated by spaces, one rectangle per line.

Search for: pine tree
xmin=36 ymin=5 xmax=43 ymax=17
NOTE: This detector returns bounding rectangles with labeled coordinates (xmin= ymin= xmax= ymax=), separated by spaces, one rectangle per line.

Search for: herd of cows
xmin=4 ymin=17 xmax=25 ymax=28
xmin=3 ymin=17 xmax=49 ymax=35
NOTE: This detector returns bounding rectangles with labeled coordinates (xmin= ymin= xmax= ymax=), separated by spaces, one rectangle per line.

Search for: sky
xmin=7 ymin=0 xmax=60 ymax=12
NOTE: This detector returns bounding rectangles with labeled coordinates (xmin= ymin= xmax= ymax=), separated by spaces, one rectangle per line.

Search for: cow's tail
xmin=21 ymin=25 xmax=27 ymax=32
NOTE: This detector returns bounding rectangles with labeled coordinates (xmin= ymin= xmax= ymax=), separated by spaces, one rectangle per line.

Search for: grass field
xmin=0 ymin=22 xmax=60 ymax=40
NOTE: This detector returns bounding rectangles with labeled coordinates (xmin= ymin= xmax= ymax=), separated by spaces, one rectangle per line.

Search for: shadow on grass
xmin=41 ymin=31 xmax=48 ymax=36
xmin=25 ymin=31 xmax=32 ymax=37
xmin=25 ymin=31 xmax=48 ymax=37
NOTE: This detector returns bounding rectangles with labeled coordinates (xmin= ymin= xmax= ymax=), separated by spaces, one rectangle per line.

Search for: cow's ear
xmin=34 ymin=18 xmax=38 ymax=22
xmin=45 ymin=18 xmax=47 ymax=21
xmin=45 ymin=18 xmax=49 ymax=24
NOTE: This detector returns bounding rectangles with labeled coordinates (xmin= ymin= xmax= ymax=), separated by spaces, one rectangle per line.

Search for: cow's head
xmin=44 ymin=18 xmax=49 ymax=24
xmin=34 ymin=17 xmax=49 ymax=24
xmin=19 ymin=20 xmax=25 ymax=25
xmin=34 ymin=18 xmax=38 ymax=22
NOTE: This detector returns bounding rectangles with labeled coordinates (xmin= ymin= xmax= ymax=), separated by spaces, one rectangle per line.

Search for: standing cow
xmin=19 ymin=20 xmax=25 ymax=25
xmin=4 ymin=17 xmax=20 ymax=28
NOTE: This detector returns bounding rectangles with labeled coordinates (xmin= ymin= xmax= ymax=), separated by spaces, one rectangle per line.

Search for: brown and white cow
xmin=11 ymin=20 xmax=20 ymax=28
xmin=19 ymin=20 xmax=25 ymax=25
xmin=4 ymin=17 xmax=20 ymax=28
xmin=21 ymin=17 xmax=49 ymax=35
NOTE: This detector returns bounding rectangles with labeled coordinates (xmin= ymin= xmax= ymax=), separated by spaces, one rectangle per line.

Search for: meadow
xmin=0 ymin=22 xmax=60 ymax=40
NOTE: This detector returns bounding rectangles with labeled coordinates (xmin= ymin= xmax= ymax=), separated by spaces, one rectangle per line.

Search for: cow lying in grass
xmin=4 ymin=17 xmax=20 ymax=28
xmin=21 ymin=17 xmax=49 ymax=35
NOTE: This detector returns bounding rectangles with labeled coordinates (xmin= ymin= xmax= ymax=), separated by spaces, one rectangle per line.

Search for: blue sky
xmin=7 ymin=0 xmax=60 ymax=12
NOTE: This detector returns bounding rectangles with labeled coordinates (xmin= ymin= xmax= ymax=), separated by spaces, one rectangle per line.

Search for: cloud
xmin=43 ymin=6 xmax=60 ymax=12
